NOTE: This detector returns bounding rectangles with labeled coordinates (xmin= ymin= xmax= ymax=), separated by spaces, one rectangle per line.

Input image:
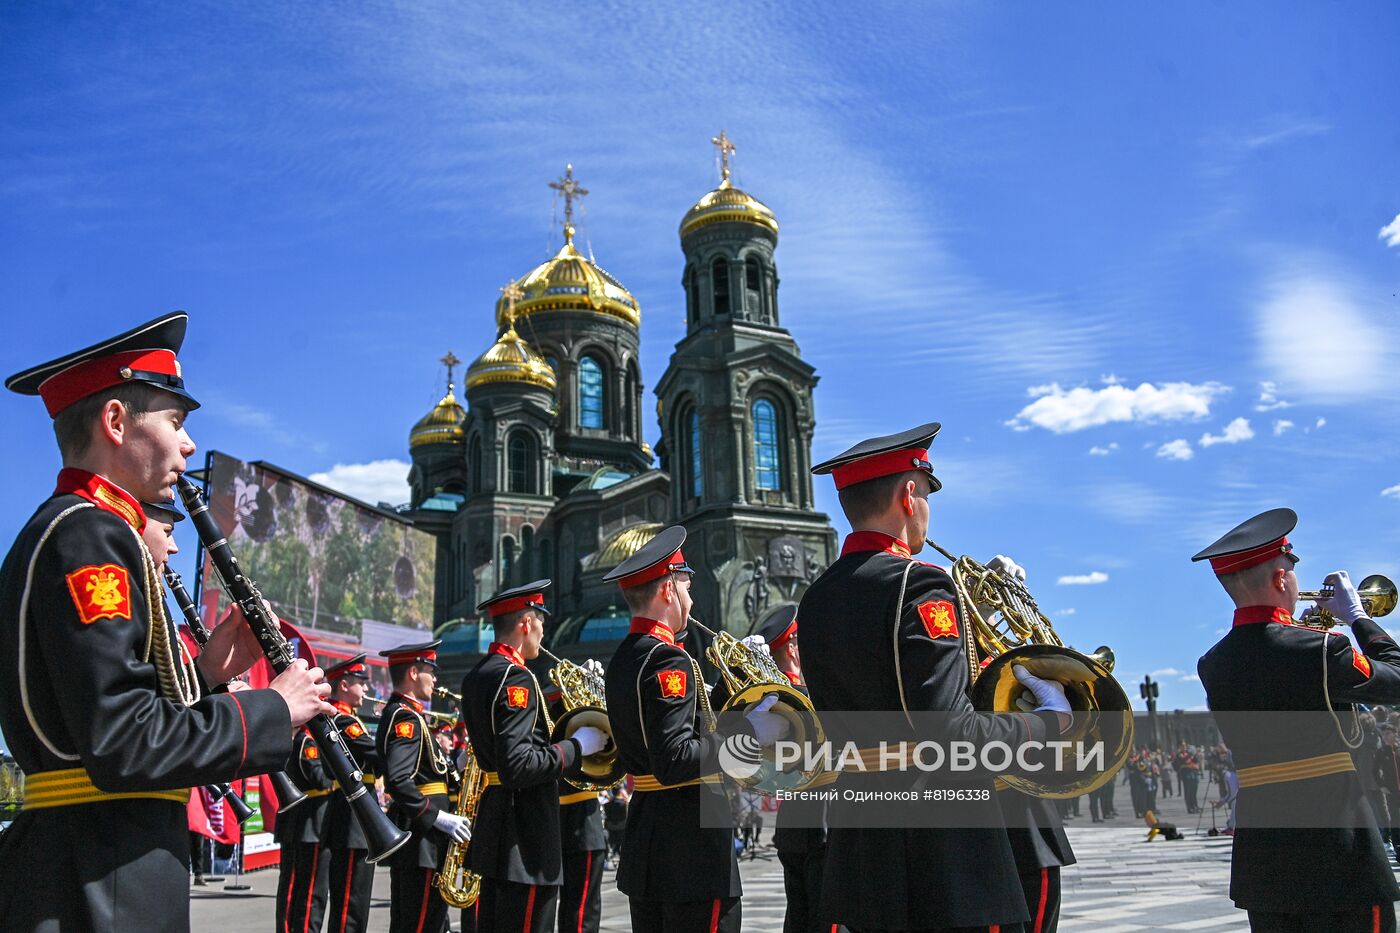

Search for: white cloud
xmin=1151 ymin=667 xmax=1183 ymax=677
xmin=1256 ymin=270 xmax=1394 ymax=399
xmin=1181 ymin=673 xmax=1202 ymax=683
xmin=1380 ymin=214 xmax=1400 ymax=249
xmin=1157 ymin=439 xmax=1194 ymax=461
xmin=1057 ymin=571 xmax=1109 ymax=586
xmin=1088 ymin=443 xmax=1119 ymax=456
xmin=1273 ymin=419 xmax=1294 ymax=436
xmin=1383 ymin=485 xmax=1400 ymax=500
xmin=1007 ymin=380 xmax=1228 ymax=433
xmin=1254 ymin=381 xmax=1291 ymax=411
xmin=1199 ymin=417 xmax=1254 ymax=448
xmin=309 ymin=459 xmax=412 ymax=506
xmin=1315 ymin=417 xmax=1327 ymax=429
xmin=1055 ymin=608 xmax=1077 ymax=617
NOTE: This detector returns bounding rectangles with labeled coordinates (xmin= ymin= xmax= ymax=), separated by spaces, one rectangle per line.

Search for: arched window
xmin=711 ymin=259 xmax=730 ymax=316
xmin=545 ymin=354 xmax=559 ymax=376
xmin=520 ymin=525 xmax=535 ymax=580
xmin=689 ymin=409 xmax=703 ymax=499
xmin=753 ymin=399 xmax=782 ymax=491
xmin=579 ymin=355 xmax=605 ymax=429
xmin=499 ymin=534 xmax=517 ymax=588
xmin=745 ymin=258 xmax=763 ymax=319
xmin=468 ymin=435 xmax=482 ymax=494
xmin=625 ymin=363 xmax=639 ymax=440
xmin=508 ymin=431 xmax=536 ymax=493
xmin=686 ymin=266 xmax=698 ymax=326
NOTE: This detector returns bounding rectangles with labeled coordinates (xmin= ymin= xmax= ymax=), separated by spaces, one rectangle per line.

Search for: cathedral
xmin=404 ymin=135 xmax=836 ymax=662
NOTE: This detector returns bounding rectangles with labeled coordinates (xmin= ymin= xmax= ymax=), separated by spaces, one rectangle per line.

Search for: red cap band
xmin=387 ymin=648 xmax=437 ymax=665
xmin=618 ymin=549 xmax=687 ymax=589
xmin=1210 ymin=537 xmax=1292 ymax=575
xmin=831 ymin=447 xmax=929 ymax=490
xmin=769 ymin=620 xmax=797 ymax=650
xmin=331 ymin=662 xmax=366 ymax=676
xmin=38 ymin=348 xmax=181 ymax=417
xmin=487 ymin=593 xmax=546 ymax=617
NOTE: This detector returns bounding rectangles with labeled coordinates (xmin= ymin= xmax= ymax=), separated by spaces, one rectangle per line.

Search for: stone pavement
xmin=190 ymin=781 xmax=1400 ymax=932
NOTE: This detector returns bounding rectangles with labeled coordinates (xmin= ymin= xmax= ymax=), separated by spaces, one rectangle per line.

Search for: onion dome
xmin=584 ymin=522 xmax=663 ymax=573
xmin=679 ymin=130 xmax=778 ymax=238
xmin=409 ymin=384 xmax=466 ymax=449
xmin=466 ymin=321 xmax=557 ymax=392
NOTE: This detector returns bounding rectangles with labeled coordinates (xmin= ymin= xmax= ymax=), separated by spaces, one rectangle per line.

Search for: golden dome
xmin=679 ymin=178 xmax=778 ymax=239
xmin=494 ymin=235 xmax=640 ymax=330
xmin=409 ymin=386 xmax=466 ymax=449
xmin=466 ymin=324 xmax=557 ymax=392
xmin=585 ymin=522 xmax=664 ymax=571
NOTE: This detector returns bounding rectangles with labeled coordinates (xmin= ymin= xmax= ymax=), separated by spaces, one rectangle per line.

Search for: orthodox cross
xmin=439 ymin=350 xmax=461 ymax=390
xmin=711 ymin=130 xmax=736 ymax=183
xmin=500 ymin=279 xmax=525 ymax=331
xmin=549 ymin=164 xmax=588 ymax=241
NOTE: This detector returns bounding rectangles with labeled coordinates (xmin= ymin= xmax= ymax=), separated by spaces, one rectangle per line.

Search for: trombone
xmin=1296 ymin=574 xmax=1398 ymax=628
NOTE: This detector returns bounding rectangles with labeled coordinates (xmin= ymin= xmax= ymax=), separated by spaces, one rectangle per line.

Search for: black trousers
xmin=559 ymin=849 xmax=605 ymax=933
xmin=276 ymin=840 xmax=330 ymax=933
xmin=390 ymin=862 xmax=449 ymax=933
xmin=461 ymin=899 xmax=479 ymax=933
xmin=849 ymin=925 xmax=1024 ymax=933
xmin=327 ymin=846 xmax=376 ymax=933
xmin=629 ymin=896 xmax=741 ymax=933
xmin=1247 ymin=905 xmax=1396 ymax=932
xmin=1182 ymin=772 xmax=1200 ymax=812
xmin=778 ymin=848 xmax=827 ymax=933
xmin=478 ymin=878 xmax=559 ymax=933
xmin=1017 ymin=867 xmax=1060 ymax=933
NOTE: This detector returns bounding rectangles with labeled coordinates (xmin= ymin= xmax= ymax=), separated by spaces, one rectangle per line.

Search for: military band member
xmin=601 ymin=526 xmax=789 ymax=933
xmin=0 ymin=313 xmax=333 ymax=933
xmin=460 ymin=580 xmax=603 ymax=933
xmin=545 ymin=683 xmax=608 ymax=933
xmin=276 ymin=725 xmax=334 ymax=933
xmin=378 ymin=639 xmax=466 ymax=933
xmin=323 ymin=654 xmax=379 ymax=933
xmin=800 ymin=423 xmax=1071 ymax=933
xmin=1195 ymin=509 xmax=1400 ymax=932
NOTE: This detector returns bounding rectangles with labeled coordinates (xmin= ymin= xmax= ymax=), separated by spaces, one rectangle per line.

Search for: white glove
xmin=1013 ymin=665 xmax=1070 ymax=713
xmin=1320 ymin=570 xmax=1368 ymax=624
xmin=583 ymin=659 xmax=605 ymax=678
xmin=744 ymin=694 xmax=790 ymax=745
xmin=987 ymin=555 xmax=1027 ymax=582
xmin=741 ymin=634 xmax=772 ymax=658
xmin=433 ymin=810 xmax=471 ymax=843
xmin=571 ymin=725 xmax=609 ymax=756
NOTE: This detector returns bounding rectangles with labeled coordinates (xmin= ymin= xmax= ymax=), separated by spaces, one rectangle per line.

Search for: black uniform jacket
xmin=604 ymin=617 xmax=742 ymax=901
xmin=549 ymin=695 xmax=607 ymax=854
xmin=0 ymin=473 xmax=292 ymax=933
xmin=1199 ymin=606 xmax=1400 ymax=910
xmin=1000 ymin=788 xmax=1075 ymax=871
xmin=377 ymin=691 xmax=453 ymax=870
xmin=798 ymin=532 xmax=1052 ymax=930
xmin=276 ymin=728 xmax=334 ymax=845
xmin=460 ymin=642 xmax=582 ymax=885
xmin=323 ymin=699 xmax=379 ymax=850
xmin=772 ymin=678 xmax=826 ymax=855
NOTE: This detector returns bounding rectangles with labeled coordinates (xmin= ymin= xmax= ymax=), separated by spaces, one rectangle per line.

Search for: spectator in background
xmin=1376 ymin=724 xmax=1400 ymax=858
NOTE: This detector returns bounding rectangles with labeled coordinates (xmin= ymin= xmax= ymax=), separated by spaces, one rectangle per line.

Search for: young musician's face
xmin=140 ymin=520 xmax=177 ymax=567
xmin=118 ymin=400 xmax=196 ymax=502
xmin=337 ymin=679 xmax=368 ymax=707
xmin=520 ymin=610 xmax=545 ymax=660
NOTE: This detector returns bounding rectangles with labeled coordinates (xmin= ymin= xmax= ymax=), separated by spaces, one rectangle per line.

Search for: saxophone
xmin=435 ymin=688 xmax=486 ymax=909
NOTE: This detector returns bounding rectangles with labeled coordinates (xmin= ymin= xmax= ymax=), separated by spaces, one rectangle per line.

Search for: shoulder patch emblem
xmin=304 ymin=745 xmax=319 ymax=759
xmin=346 ymin=722 xmax=365 ymax=738
xmin=1353 ymin=649 xmax=1373 ymax=679
xmin=65 ymin=564 xmax=132 ymax=624
xmin=918 ymin=600 xmax=959 ymax=639
xmin=394 ymin=720 xmax=415 ymax=739
xmin=657 ymin=669 xmax=688 ymax=698
xmin=506 ymin=685 xmax=530 ymax=708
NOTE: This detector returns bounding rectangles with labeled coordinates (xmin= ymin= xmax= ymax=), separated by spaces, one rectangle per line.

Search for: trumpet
xmin=539 ymin=648 xmax=623 ymax=791
xmin=1296 ymin=574 xmax=1398 ymax=628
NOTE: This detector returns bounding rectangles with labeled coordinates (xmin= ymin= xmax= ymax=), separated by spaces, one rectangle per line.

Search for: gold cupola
xmin=679 ymin=130 xmax=778 ymax=239
xmin=494 ymin=164 xmax=641 ymax=330
xmin=469 ymin=281 xmax=559 ymax=392
xmin=409 ymin=352 xmax=467 ymax=449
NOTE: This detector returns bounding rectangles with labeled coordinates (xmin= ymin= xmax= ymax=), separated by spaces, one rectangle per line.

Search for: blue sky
xmin=3 ymin=1 xmax=1399 ymax=718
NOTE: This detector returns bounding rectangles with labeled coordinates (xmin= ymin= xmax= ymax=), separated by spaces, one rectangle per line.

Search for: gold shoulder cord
xmin=526 ymin=668 xmax=556 ymax=735
xmin=1320 ymin=634 xmax=1363 ymax=750
xmin=689 ymin=655 xmax=716 ymax=734
xmin=130 ymin=526 xmax=201 ymax=707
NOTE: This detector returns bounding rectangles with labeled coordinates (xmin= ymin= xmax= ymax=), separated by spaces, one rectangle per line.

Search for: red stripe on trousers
xmin=338 ymin=856 xmax=355 ymax=933
xmin=576 ymin=853 xmax=592 ymax=933
xmin=283 ymin=855 xmax=297 ymax=933
xmin=523 ymin=884 xmax=538 ymax=933
xmin=1374 ymin=905 xmax=1381 ymax=933
xmin=302 ymin=844 xmax=321 ymax=933
xmin=708 ymin=899 xmax=721 ymax=933
xmin=1033 ymin=867 xmax=1049 ymax=933
xmin=414 ymin=869 xmax=433 ymax=933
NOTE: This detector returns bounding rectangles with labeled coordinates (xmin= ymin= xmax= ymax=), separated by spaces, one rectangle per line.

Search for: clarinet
xmin=177 ymin=476 xmax=410 ymax=864
xmin=162 ymin=565 xmax=297 ymax=818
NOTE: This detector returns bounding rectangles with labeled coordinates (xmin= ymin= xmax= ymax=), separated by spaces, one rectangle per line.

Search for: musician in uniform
xmin=544 ymin=683 xmax=609 ymax=933
xmin=601 ymin=526 xmax=790 ymax=933
xmin=323 ymin=653 xmax=379 ymax=933
xmin=800 ymin=423 xmax=1071 ymax=933
xmin=0 ymin=312 xmax=333 ymax=933
xmin=459 ymin=580 xmax=606 ymax=933
xmin=275 ymin=724 xmax=334 ymax=933
xmin=1195 ymin=508 xmax=1400 ymax=932
xmin=378 ymin=639 xmax=470 ymax=933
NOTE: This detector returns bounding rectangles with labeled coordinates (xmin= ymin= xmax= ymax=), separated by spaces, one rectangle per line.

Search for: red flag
xmin=187 ymin=784 xmax=240 ymax=845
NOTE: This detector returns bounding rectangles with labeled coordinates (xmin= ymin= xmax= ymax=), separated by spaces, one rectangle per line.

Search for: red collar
xmin=629 ymin=617 xmax=677 ymax=647
xmin=783 ymin=670 xmax=804 ymax=687
xmin=391 ymin=691 xmax=424 ymax=714
xmin=55 ymin=468 xmax=145 ymax=532
xmin=1232 ymin=606 xmax=1293 ymax=627
xmin=488 ymin=642 xmax=526 ymax=668
xmin=332 ymin=700 xmax=355 ymax=716
xmin=841 ymin=531 xmax=911 ymax=559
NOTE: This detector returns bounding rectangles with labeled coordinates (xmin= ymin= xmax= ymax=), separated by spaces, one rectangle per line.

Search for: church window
xmin=690 ymin=409 xmax=703 ymax=498
xmin=579 ymin=355 xmax=605 ymax=429
xmin=545 ymin=355 xmax=559 ymax=375
xmin=508 ymin=431 xmax=537 ymax=493
xmin=686 ymin=266 xmax=698 ymax=326
xmin=745 ymin=258 xmax=764 ymax=321
xmin=468 ymin=435 xmax=482 ymax=494
xmin=712 ymin=259 xmax=730 ymax=316
xmin=753 ymin=399 xmax=782 ymax=491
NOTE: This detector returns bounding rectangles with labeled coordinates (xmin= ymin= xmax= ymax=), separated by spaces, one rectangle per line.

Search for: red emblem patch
xmin=346 ymin=722 xmax=365 ymax=738
xmin=918 ymin=600 xmax=959 ymax=639
xmin=1352 ymin=649 xmax=1373 ymax=679
xmin=304 ymin=745 xmax=319 ymax=759
xmin=506 ymin=685 xmax=530 ymax=708
xmin=657 ymin=669 xmax=688 ymax=698
xmin=394 ymin=721 xmax=415 ymax=739
xmin=65 ymin=563 xmax=132 ymax=625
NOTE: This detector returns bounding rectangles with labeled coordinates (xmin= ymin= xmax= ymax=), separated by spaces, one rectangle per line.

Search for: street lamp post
xmin=1140 ymin=675 xmax=1160 ymax=749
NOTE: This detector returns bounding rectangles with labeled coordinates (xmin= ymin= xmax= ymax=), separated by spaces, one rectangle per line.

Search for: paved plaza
xmin=190 ymin=786 xmax=1400 ymax=933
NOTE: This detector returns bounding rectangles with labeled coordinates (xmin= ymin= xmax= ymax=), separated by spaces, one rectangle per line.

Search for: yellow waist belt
xmin=630 ymin=773 xmax=724 ymax=792
xmin=803 ymin=746 xmax=913 ymax=788
xmin=22 ymin=768 xmax=189 ymax=811
xmin=1237 ymin=752 xmax=1356 ymax=789
xmin=559 ymin=789 xmax=596 ymax=805
xmin=417 ymin=782 xmax=450 ymax=796
xmin=483 ymin=771 xmax=502 ymax=786
xmin=303 ymin=788 xmax=334 ymax=798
